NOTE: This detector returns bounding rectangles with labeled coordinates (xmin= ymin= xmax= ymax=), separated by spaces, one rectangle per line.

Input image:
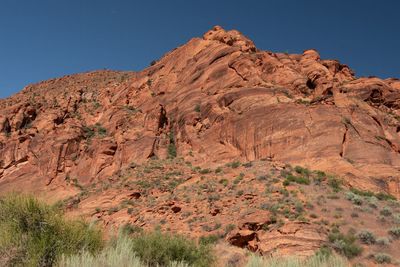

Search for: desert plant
xmin=380 ymin=206 xmax=392 ymax=217
xmin=328 ymin=228 xmax=362 ymax=258
xmin=58 ymin=236 xmax=142 ymax=267
xmin=167 ymin=130 xmax=177 ymax=159
xmin=226 ymin=161 xmax=241 ymax=168
xmin=376 ymin=237 xmax=390 ymax=246
xmin=245 ymin=252 xmax=348 ymax=267
xmin=388 ymin=227 xmax=400 ymax=239
xmin=345 ymin=192 xmax=362 ymax=205
xmin=0 ymin=194 xmax=102 ymax=267
xmin=356 ymin=230 xmax=376 ymax=244
xmin=328 ymin=177 xmax=342 ymax=192
xmin=374 ymin=253 xmax=392 ymax=264
xmin=130 ymin=230 xmax=213 ymax=267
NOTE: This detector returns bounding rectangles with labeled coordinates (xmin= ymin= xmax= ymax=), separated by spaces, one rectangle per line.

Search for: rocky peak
xmin=203 ymin=25 xmax=256 ymax=53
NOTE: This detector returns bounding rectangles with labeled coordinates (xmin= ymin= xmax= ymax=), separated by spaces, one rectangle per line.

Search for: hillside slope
xmin=1 ymin=26 xmax=399 ymax=197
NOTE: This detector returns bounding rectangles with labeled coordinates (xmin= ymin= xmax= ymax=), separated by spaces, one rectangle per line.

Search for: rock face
xmin=227 ymin=221 xmax=327 ymax=257
xmin=0 ymin=25 xmax=399 ymax=198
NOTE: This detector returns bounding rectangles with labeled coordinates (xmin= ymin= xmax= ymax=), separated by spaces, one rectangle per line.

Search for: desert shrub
xmin=350 ymin=188 xmax=396 ymax=201
xmin=245 ymin=252 xmax=348 ymax=267
xmin=356 ymin=230 xmax=376 ymax=244
xmin=393 ymin=213 xmax=400 ymax=223
xmin=375 ymin=192 xmax=396 ymax=201
xmin=294 ymin=166 xmax=311 ymax=176
xmin=242 ymin=162 xmax=253 ymax=168
xmin=380 ymin=206 xmax=392 ymax=217
xmin=0 ymin=194 xmax=102 ymax=267
xmin=328 ymin=228 xmax=362 ymax=258
xmin=59 ymin=235 xmax=192 ymax=267
xmin=226 ymin=161 xmax=241 ymax=168
xmin=284 ymin=173 xmax=310 ymax=185
xmin=199 ymin=168 xmax=211 ymax=174
xmin=94 ymin=123 xmax=107 ymax=137
xmin=388 ymin=227 xmax=400 ymax=238
xmin=130 ymin=230 xmax=213 ymax=267
xmin=58 ymin=236 xmax=142 ymax=267
xmin=120 ymin=223 xmax=143 ymax=236
xmin=376 ymin=237 xmax=390 ymax=246
xmin=167 ymin=131 xmax=177 ymax=158
xmin=367 ymin=196 xmax=378 ymax=209
xmin=82 ymin=125 xmax=95 ymax=139
xmin=328 ymin=177 xmax=341 ymax=192
xmin=218 ymin=178 xmax=228 ymax=187
xmin=214 ymin=167 xmax=223 ymax=173
xmin=350 ymin=188 xmax=374 ymax=197
xmin=199 ymin=234 xmax=219 ymax=245
xmin=345 ymin=192 xmax=362 ymax=205
xmin=374 ymin=253 xmax=392 ymax=264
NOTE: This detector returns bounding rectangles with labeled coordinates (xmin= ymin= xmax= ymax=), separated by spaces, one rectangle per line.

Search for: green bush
xmin=130 ymin=230 xmax=213 ymax=267
xmin=328 ymin=177 xmax=341 ymax=192
xmin=356 ymin=230 xmax=376 ymax=244
xmin=0 ymin=194 xmax=102 ymax=267
xmin=374 ymin=253 xmax=392 ymax=264
xmin=388 ymin=227 xmax=400 ymax=239
xmin=345 ymin=192 xmax=362 ymax=205
xmin=328 ymin=228 xmax=362 ymax=258
xmin=380 ymin=206 xmax=392 ymax=217
xmin=199 ymin=234 xmax=220 ymax=245
xmin=294 ymin=166 xmax=311 ymax=177
xmin=167 ymin=131 xmax=177 ymax=159
xmin=376 ymin=237 xmax=390 ymax=246
xmin=350 ymin=188 xmax=396 ymax=201
xmin=284 ymin=173 xmax=310 ymax=185
xmin=59 ymin=235 xmax=192 ymax=267
xmin=376 ymin=192 xmax=396 ymax=201
xmin=226 ymin=161 xmax=241 ymax=169
xmin=58 ymin=236 xmax=142 ymax=267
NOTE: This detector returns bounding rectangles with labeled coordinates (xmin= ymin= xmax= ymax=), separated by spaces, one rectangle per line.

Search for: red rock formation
xmin=0 ymin=26 xmax=399 ymax=199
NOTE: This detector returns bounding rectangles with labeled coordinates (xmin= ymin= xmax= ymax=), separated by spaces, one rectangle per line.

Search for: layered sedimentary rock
xmin=0 ymin=25 xmax=399 ymax=198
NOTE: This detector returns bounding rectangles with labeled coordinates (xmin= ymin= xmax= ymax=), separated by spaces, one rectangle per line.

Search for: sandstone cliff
xmin=1 ymin=26 xmax=399 ymax=198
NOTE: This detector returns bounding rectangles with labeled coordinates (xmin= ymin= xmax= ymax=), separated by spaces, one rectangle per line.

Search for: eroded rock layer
xmin=0 ymin=26 xmax=399 ymax=198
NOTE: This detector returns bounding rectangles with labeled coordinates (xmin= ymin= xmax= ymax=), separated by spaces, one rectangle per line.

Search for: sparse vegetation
xmin=128 ymin=230 xmax=214 ymax=267
xmin=328 ymin=228 xmax=362 ymax=258
xmin=167 ymin=130 xmax=177 ymax=159
xmin=226 ymin=161 xmax=241 ymax=168
xmin=245 ymin=252 xmax=348 ymax=267
xmin=356 ymin=230 xmax=376 ymax=244
xmin=373 ymin=253 xmax=392 ymax=264
xmin=388 ymin=227 xmax=400 ymax=238
xmin=0 ymin=194 xmax=102 ymax=266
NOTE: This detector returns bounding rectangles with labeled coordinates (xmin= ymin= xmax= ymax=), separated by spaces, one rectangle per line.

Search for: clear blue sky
xmin=1 ymin=0 xmax=399 ymax=99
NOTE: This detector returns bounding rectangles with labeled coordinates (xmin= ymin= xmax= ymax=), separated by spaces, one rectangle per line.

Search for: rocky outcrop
xmin=0 ymin=26 xmax=399 ymax=199
xmin=227 ymin=221 xmax=327 ymax=257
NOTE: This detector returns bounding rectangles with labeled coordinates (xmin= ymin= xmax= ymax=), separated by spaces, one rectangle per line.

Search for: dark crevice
xmin=367 ymin=89 xmax=382 ymax=104
xmin=148 ymin=106 xmax=169 ymax=159
xmin=228 ymin=65 xmax=248 ymax=82
xmin=306 ymin=79 xmax=316 ymax=90
xmin=339 ymin=125 xmax=348 ymax=157
xmin=383 ymin=138 xmax=400 ymax=154
xmin=157 ymin=106 xmax=168 ymax=130
xmin=371 ymin=116 xmax=382 ymax=128
xmin=2 ymin=118 xmax=11 ymax=135
xmin=208 ymin=50 xmax=232 ymax=66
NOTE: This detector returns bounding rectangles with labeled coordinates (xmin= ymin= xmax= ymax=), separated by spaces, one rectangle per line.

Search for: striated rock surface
xmin=0 ymin=25 xmax=399 ymax=200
